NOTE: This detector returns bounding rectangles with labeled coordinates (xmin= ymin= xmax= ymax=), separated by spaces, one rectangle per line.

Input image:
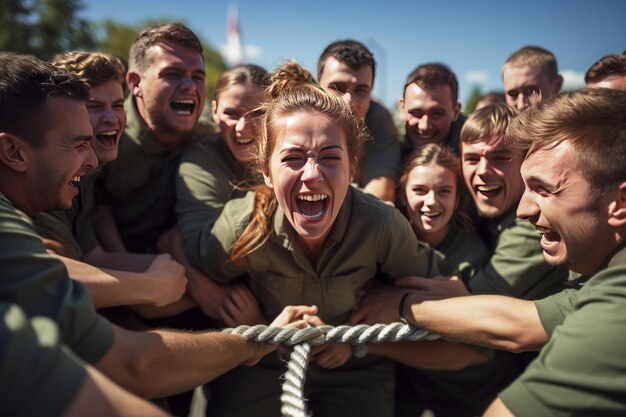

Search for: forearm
xmin=130 ymin=295 xmax=196 ymax=319
xmin=96 ymin=326 xmax=271 ymax=399
xmin=64 ymin=365 xmax=172 ymax=417
xmin=368 ymin=339 xmax=488 ymax=370
xmin=407 ymin=294 xmax=548 ymax=352
xmin=84 ymin=246 xmax=155 ymax=272
xmin=362 ymin=177 xmax=396 ymax=202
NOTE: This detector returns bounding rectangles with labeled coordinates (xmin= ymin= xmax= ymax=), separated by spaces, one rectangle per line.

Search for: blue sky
xmin=82 ymin=0 xmax=626 ymax=110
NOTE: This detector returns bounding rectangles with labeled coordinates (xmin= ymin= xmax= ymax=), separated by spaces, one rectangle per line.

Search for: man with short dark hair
xmin=97 ymin=22 xmax=208 ymax=253
xmin=502 ymin=46 xmax=563 ymax=111
xmin=399 ymin=63 xmax=466 ymax=155
xmin=318 ymin=39 xmax=401 ymax=202
xmin=585 ymin=52 xmax=626 ymax=90
xmin=0 ymin=51 xmax=313 ymax=416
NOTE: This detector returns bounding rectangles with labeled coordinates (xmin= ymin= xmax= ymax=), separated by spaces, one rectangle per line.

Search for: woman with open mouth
xmin=194 ymin=61 xmax=438 ymax=417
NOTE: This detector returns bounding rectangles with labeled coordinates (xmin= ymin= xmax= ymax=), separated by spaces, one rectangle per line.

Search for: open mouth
xmin=170 ymin=99 xmax=196 ymax=115
xmin=69 ymin=176 xmax=81 ymax=189
xmin=421 ymin=210 xmax=442 ymax=219
xmin=235 ymin=136 xmax=255 ymax=145
xmin=296 ymin=193 xmax=329 ymax=220
xmin=475 ymin=184 xmax=502 ymax=197
xmin=95 ymin=130 xmax=119 ymax=148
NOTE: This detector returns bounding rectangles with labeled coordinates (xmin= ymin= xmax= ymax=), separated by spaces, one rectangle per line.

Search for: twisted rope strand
xmin=221 ymin=322 xmax=439 ymax=417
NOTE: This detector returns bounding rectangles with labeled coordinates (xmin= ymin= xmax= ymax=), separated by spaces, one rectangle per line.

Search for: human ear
xmin=350 ymin=157 xmax=358 ymax=183
xmin=263 ymin=170 xmax=273 ymax=189
xmin=398 ymin=97 xmax=405 ymax=115
xmin=126 ymin=72 xmax=142 ymax=97
xmin=211 ymin=100 xmax=219 ymax=125
xmin=452 ymin=102 xmax=462 ymax=121
xmin=0 ymin=133 xmax=27 ymax=172
xmin=608 ymin=182 xmax=626 ymax=227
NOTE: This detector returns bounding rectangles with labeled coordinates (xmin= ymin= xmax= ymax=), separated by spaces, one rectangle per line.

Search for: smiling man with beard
xmin=97 ymin=23 xmax=208 ymax=254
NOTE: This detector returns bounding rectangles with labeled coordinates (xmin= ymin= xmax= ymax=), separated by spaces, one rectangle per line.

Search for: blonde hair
xmin=461 ymin=103 xmax=519 ymax=144
xmin=507 ymin=88 xmax=626 ymax=198
xmin=214 ymin=64 xmax=270 ymax=101
xmin=51 ymin=51 xmax=126 ymax=88
xmin=502 ymin=46 xmax=559 ymax=81
xmin=399 ymin=143 xmax=476 ymax=233
xmin=230 ymin=61 xmax=368 ymax=264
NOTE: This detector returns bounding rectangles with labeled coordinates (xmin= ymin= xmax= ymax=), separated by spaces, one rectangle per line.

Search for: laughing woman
xmin=193 ymin=61 xmax=438 ymax=417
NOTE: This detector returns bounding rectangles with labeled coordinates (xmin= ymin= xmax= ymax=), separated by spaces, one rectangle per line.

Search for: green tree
xmin=464 ymin=85 xmax=483 ymax=115
xmin=0 ymin=0 xmax=95 ymax=59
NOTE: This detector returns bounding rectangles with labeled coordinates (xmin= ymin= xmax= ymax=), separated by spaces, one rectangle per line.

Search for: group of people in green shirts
xmin=1 ymin=20 xmax=625 ymax=417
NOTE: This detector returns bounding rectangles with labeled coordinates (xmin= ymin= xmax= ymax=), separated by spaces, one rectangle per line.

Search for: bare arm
xmin=95 ymin=206 xmax=128 ymax=253
xmin=64 ymin=365 xmax=172 ymax=417
xmin=350 ymin=285 xmax=547 ymax=352
xmin=158 ymin=226 xmax=231 ymax=319
xmin=83 ymin=245 xmax=155 ymax=272
xmin=56 ymin=254 xmax=187 ymax=309
xmin=362 ymin=176 xmax=396 ymax=203
xmin=95 ymin=305 xmax=317 ymax=399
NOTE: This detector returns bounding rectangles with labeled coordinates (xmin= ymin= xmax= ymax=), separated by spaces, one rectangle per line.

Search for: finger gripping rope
xmin=222 ymin=323 xmax=439 ymax=417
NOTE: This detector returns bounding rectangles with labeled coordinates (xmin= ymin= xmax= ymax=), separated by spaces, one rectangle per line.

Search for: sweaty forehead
xmin=320 ymin=58 xmax=372 ymax=87
xmin=503 ymin=64 xmax=546 ymax=89
xmin=404 ymin=83 xmax=454 ymax=106
xmin=462 ymin=136 xmax=514 ymax=154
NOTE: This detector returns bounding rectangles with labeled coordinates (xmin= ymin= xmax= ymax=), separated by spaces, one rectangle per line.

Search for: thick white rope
xmin=222 ymin=322 xmax=439 ymax=417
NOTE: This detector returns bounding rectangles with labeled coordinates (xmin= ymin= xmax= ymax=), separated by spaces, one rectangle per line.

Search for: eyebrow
xmin=279 ymin=144 xmax=343 ymax=154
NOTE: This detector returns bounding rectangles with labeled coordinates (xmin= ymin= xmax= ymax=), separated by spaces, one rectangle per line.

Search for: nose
xmin=102 ymin=107 xmax=116 ymax=124
xmin=516 ymin=186 xmax=537 ymax=221
xmin=418 ymin=115 xmax=430 ymax=132
xmin=424 ymin=190 xmax=436 ymax=206
xmin=85 ymin=142 xmax=99 ymax=171
xmin=301 ymin=159 xmax=322 ymax=183
xmin=517 ymin=94 xmax=529 ymax=111
xmin=235 ymin=116 xmax=246 ymax=134
xmin=476 ymin=156 xmax=492 ymax=176
xmin=180 ymin=75 xmax=196 ymax=92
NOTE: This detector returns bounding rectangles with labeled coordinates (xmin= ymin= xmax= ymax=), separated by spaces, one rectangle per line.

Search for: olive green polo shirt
xmin=436 ymin=225 xmax=490 ymax=283
xmin=196 ymin=187 xmax=438 ymax=324
xmin=500 ymin=245 xmax=626 ymax=416
xmin=176 ymin=133 xmax=259 ymax=265
xmin=467 ymin=211 xmax=568 ymax=299
xmin=1 ymin=302 xmax=86 ymax=417
xmin=31 ymin=211 xmax=83 ymax=259
xmin=0 ymin=193 xmax=114 ymax=363
xmin=97 ymin=96 xmax=207 ymax=252
xmin=360 ymin=101 xmax=402 ymax=185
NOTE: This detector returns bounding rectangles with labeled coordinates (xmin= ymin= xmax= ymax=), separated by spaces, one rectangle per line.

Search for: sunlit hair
xmin=0 ymin=52 xmax=89 ymax=148
xmin=214 ymin=64 xmax=270 ymax=101
xmin=51 ymin=51 xmax=126 ymax=88
xmin=129 ymin=22 xmax=202 ymax=73
xmin=507 ymin=88 xmax=626 ymax=199
xmin=475 ymin=91 xmax=506 ymax=110
xmin=317 ymin=39 xmax=376 ymax=86
xmin=461 ymin=103 xmax=519 ymax=144
xmin=585 ymin=52 xmax=626 ymax=84
xmin=399 ymin=144 xmax=476 ymax=234
xmin=403 ymin=63 xmax=459 ymax=103
xmin=502 ymin=46 xmax=559 ymax=81
xmin=230 ymin=60 xmax=368 ymax=264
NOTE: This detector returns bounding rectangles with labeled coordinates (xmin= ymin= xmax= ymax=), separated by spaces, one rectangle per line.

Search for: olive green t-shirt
xmin=1 ymin=302 xmax=86 ymax=417
xmin=0 ymin=193 xmax=114 ymax=363
xmin=360 ymin=101 xmax=402 ymax=185
xmin=176 ymin=133 xmax=258 ymax=265
xmin=196 ymin=187 xmax=438 ymax=324
xmin=436 ymin=226 xmax=490 ymax=283
xmin=500 ymin=245 xmax=626 ymax=416
xmin=468 ymin=211 xmax=568 ymax=299
xmin=533 ymin=274 xmax=588 ymax=337
xmin=97 ymin=96 xmax=208 ymax=252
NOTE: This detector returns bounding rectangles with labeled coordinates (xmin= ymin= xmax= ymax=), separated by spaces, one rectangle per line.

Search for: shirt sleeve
xmin=0 ymin=302 xmax=86 ymax=417
xmin=0 ymin=196 xmax=114 ymax=364
xmin=500 ymin=267 xmax=626 ymax=417
xmin=533 ymin=288 xmax=579 ymax=337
